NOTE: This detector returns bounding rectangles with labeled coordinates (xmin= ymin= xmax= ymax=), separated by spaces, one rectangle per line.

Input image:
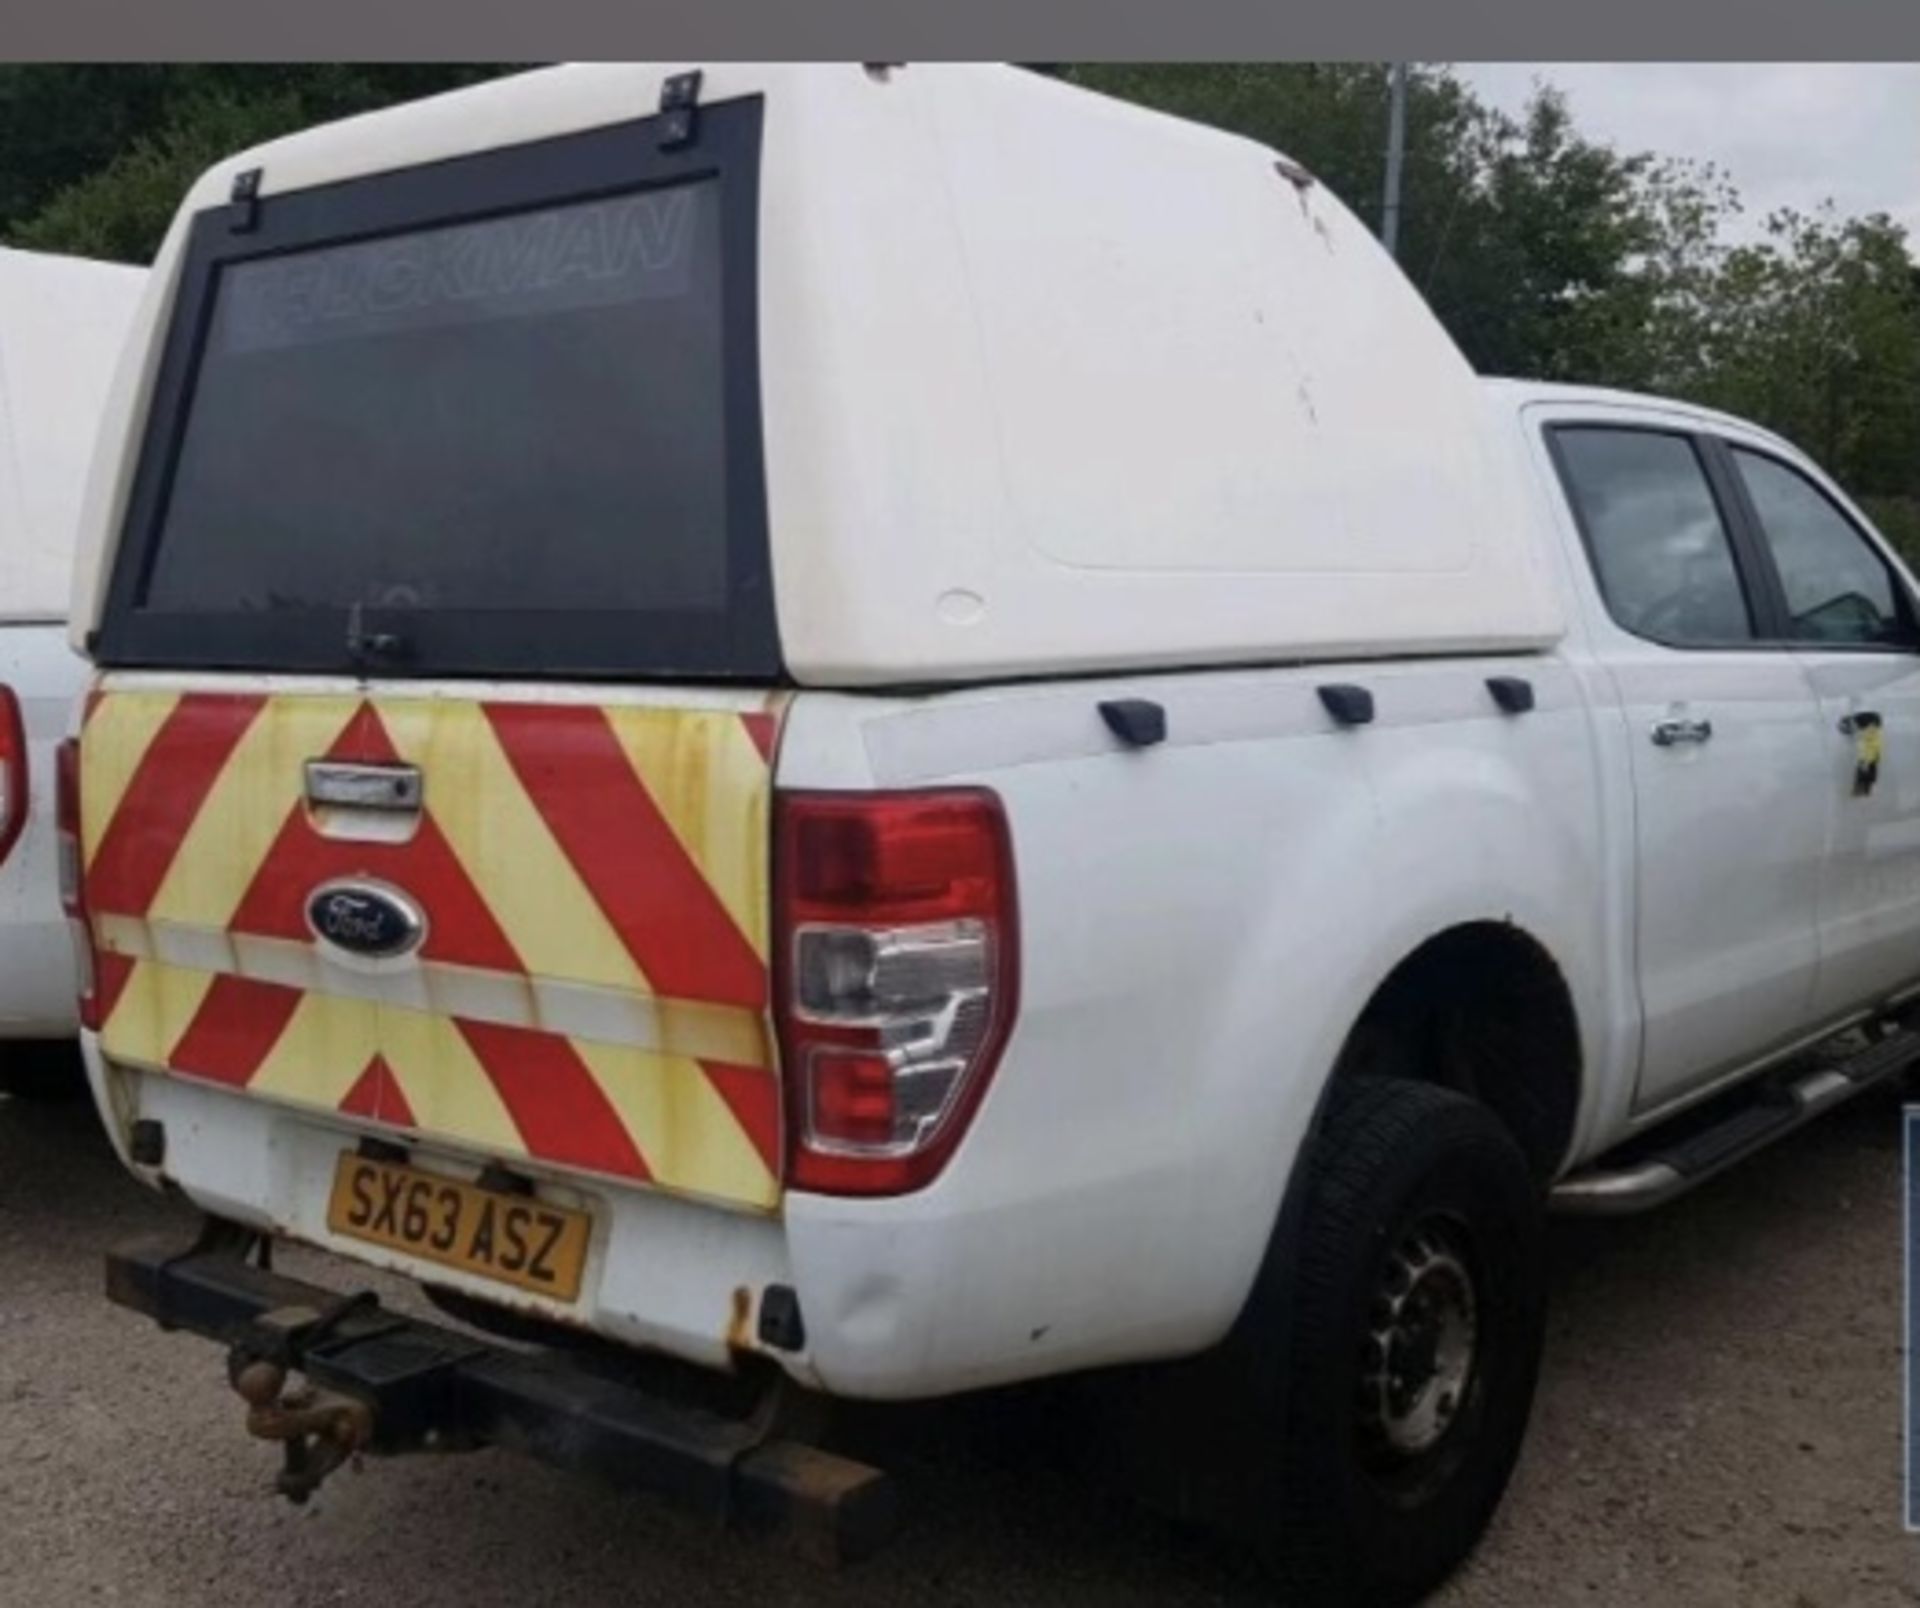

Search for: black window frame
xmin=93 ymin=95 xmax=781 ymax=683
xmin=1544 ymin=422 xmax=1772 ymax=653
xmin=1706 ymin=436 xmax=1920 ymax=655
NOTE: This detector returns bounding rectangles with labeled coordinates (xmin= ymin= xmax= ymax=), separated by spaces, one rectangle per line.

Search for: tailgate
xmin=80 ymin=684 xmax=785 ymax=1211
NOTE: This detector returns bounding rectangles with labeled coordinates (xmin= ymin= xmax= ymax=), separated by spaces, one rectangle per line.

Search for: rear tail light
xmin=55 ymin=737 xmax=99 ymax=1029
xmin=775 ymin=789 xmax=1019 ymax=1196
xmin=0 ymin=687 xmax=25 ymax=868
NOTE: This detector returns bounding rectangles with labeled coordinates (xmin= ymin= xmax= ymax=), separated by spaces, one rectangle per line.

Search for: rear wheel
xmin=1237 ymin=1076 xmax=1546 ymax=1604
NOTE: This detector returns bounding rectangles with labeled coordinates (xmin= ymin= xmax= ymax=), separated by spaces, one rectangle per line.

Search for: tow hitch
xmin=226 ymin=1297 xmax=382 ymax=1503
xmin=107 ymin=1229 xmax=897 ymax=1565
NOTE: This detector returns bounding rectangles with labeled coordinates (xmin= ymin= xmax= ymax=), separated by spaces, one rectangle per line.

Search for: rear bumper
xmin=87 ymin=1041 xmax=1245 ymax=1400
xmin=93 ymin=1047 xmax=803 ymax=1377
xmin=105 ymin=1230 xmax=896 ymax=1565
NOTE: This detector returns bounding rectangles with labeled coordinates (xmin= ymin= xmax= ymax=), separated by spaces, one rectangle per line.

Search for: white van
xmin=0 ymin=248 xmax=143 ymax=1094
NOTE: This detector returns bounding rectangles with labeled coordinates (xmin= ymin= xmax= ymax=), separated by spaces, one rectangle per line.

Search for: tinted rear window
xmin=152 ymin=185 xmax=726 ymax=617
xmin=97 ymin=99 xmax=775 ymax=679
xmin=1552 ymin=426 xmax=1755 ymax=646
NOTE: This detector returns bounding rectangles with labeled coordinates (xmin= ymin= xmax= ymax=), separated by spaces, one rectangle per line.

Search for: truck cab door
xmin=1542 ymin=418 xmax=1829 ymax=1113
xmin=1714 ymin=442 xmax=1920 ymax=1021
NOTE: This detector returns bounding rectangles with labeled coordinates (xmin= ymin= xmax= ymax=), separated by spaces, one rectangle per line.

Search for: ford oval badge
xmin=306 ymin=880 xmax=426 ymax=961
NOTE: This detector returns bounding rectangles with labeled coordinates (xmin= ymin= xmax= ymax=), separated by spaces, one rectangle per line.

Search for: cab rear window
xmin=95 ymin=97 xmax=776 ymax=681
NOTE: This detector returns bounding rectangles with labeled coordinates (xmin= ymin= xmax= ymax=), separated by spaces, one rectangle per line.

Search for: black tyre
xmin=0 ymin=1041 xmax=86 ymax=1103
xmin=1244 ymin=1076 xmax=1546 ymax=1604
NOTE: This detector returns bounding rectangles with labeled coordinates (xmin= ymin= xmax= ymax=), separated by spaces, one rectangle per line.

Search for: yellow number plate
xmin=327 ymin=1154 xmax=591 ymax=1302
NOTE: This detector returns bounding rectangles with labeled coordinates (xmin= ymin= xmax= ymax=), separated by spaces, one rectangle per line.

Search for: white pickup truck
xmin=0 ymin=248 xmax=142 ymax=1096
xmin=68 ymin=64 xmax=1920 ymax=1604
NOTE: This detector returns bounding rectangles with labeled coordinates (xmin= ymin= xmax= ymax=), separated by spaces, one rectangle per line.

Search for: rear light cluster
xmin=0 ymin=687 xmax=25 ymax=869
xmin=55 ymin=736 xmax=99 ymax=1029
xmin=774 ymin=789 xmax=1019 ymax=1196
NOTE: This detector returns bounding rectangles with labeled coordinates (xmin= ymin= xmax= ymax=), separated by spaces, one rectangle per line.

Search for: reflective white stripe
xmin=96 ymin=918 xmax=770 ymax=1068
xmin=145 ymin=919 xmax=238 ymax=979
xmin=94 ymin=911 xmax=153 ymax=959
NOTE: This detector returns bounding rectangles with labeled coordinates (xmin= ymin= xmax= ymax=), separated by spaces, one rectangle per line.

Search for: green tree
xmin=1692 ymin=209 xmax=1919 ymax=479
xmin=0 ymin=66 xmax=520 ymax=262
xmin=1427 ymin=89 xmax=1669 ymax=381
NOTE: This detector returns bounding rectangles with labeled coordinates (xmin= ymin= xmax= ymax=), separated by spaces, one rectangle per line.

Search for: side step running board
xmin=1550 ymin=1024 xmax=1920 ymax=1216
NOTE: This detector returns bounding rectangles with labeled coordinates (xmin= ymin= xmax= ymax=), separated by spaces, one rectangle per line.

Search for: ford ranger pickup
xmin=64 ymin=63 xmax=1920 ymax=1605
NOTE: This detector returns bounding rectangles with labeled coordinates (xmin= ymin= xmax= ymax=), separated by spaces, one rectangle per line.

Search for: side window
xmin=1732 ymin=449 xmax=1916 ymax=648
xmin=1552 ymin=428 xmax=1755 ymax=646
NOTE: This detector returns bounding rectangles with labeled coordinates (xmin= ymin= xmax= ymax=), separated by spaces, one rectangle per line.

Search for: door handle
xmin=1650 ymin=717 xmax=1714 ymax=747
xmin=305 ymin=760 xmax=423 ymax=811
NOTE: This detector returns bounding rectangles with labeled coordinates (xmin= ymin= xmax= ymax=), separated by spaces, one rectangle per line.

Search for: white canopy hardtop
xmin=73 ymin=64 xmax=1563 ymax=680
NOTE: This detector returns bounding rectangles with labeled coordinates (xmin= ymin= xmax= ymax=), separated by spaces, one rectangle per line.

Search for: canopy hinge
xmin=658 ymin=71 xmax=703 ymax=151
xmin=229 ymin=167 xmax=263 ymax=234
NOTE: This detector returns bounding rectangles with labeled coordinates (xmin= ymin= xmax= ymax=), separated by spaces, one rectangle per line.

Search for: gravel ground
xmin=1 ymin=1079 xmax=1916 ymax=1607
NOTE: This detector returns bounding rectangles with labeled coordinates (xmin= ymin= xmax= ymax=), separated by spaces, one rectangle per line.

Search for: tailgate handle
xmin=305 ymin=760 xmax=422 ymax=812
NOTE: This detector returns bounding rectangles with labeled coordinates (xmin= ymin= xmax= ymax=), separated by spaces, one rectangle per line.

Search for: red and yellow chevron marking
xmin=80 ymin=688 xmax=786 ymax=1212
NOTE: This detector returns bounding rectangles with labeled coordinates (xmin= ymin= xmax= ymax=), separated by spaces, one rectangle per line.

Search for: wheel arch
xmin=1330 ymin=920 xmax=1585 ymax=1183
xmin=1223 ymin=916 xmax=1583 ymax=1371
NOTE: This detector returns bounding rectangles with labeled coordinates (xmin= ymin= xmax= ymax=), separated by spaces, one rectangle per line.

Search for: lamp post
xmin=1382 ymin=62 xmax=1408 ymax=259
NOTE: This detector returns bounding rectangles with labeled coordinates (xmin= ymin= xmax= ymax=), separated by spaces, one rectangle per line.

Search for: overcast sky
xmin=1452 ymin=64 xmax=1920 ymax=245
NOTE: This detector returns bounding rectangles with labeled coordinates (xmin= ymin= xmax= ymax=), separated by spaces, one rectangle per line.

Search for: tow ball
xmin=225 ymin=1299 xmax=378 ymax=1504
